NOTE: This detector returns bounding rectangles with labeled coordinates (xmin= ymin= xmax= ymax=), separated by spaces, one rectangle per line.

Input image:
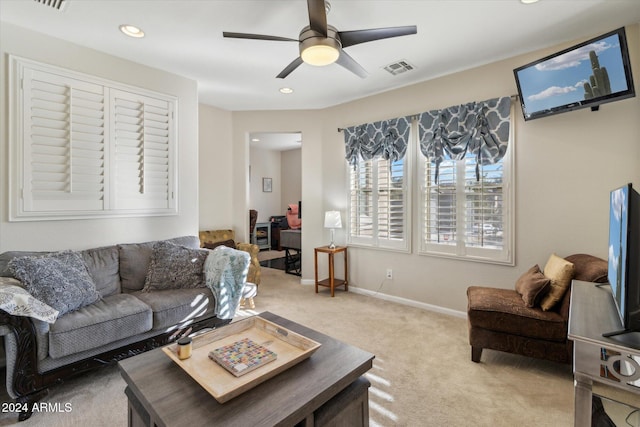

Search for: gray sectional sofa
xmin=0 ymin=235 xmax=243 ymax=421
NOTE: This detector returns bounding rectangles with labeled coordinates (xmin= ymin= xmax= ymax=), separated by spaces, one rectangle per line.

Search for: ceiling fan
xmin=223 ymin=0 xmax=417 ymax=79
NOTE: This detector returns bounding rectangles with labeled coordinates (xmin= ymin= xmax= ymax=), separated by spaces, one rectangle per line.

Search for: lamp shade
xmin=324 ymin=211 xmax=342 ymax=229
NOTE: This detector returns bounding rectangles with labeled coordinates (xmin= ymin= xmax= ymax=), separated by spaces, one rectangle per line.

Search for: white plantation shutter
xmin=11 ymin=57 xmax=177 ymax=220
xmin=349 ymin=159 xmax=373 ymax=238
xmin=377 ymin=159 xmax=404 ymax=241
xmin=420 ymin=154 xmax=512 ymax=264
xmin=111 ymin=90 xmax=174 ymax=211
xmin=424 ymin=159 xmax=457 ymax=246
xmin=22 ymin=69 xmax=106 ymax=213
xmin=464 ymin=157 xmax=503 ymax=250
xmin=348 ymin=157 xmax=409 ymax=251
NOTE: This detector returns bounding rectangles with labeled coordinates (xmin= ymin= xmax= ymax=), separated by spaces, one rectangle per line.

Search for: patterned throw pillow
xmin=8 ymin=251 xmax=101 ymax=316
xmin=143 ymin=241 xmax=209 ymax=291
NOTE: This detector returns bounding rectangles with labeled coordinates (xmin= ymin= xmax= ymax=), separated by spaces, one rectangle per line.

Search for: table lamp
xmin=324 ymin=211 xmax=342 ymax=249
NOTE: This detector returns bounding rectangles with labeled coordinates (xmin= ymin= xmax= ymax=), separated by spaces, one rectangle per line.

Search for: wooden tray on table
xmin=162 ymin=315 xmax=321 ymax=403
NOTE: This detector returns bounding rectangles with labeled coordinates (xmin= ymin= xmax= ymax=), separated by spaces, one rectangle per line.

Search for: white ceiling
xmin=1 ymin=0 xmax=639 ymax=112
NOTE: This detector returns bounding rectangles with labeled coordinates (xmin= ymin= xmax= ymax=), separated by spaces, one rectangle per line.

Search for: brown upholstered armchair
xmin=467 ymin=253 xmax=608 ymax=364
xmin=198 ymin=229 xmax=261 ymax=286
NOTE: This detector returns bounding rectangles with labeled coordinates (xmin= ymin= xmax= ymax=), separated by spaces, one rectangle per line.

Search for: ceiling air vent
xmin=384 ymin=60 xmax=415 ymax=76
xmin=33 ymin=0 xmax=67 ymax=11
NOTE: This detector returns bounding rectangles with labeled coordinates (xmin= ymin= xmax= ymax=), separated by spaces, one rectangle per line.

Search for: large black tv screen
xmin=514 ymin=27 xmax=635 ymax=121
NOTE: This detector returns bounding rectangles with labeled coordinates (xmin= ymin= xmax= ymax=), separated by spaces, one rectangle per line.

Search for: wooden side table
xmin=314 ymin=246 xmax=348 ymax=297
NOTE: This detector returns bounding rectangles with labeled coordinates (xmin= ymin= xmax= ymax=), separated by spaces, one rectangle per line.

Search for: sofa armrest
xmin=0 ymin=308 xmax=44 ymax=402
xmin=0 ymin=278 xmax=59 ymax=324
xmin=235 ymin=242 xmax=261 ymax=286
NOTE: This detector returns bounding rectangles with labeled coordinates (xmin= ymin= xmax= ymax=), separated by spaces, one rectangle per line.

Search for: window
xmin=419 ymin=151 xmax=513 ymax=264
xmin=348 ymin=156 xmax=410 ymax=251
xmin=10 ymin=56 xmax=177 ymax=220
xmin=344 ymin=97 xmax=512 ymax=262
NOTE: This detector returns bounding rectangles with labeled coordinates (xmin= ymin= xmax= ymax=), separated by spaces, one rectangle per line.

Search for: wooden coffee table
xmin=118 ymin=312 xmax=374 ymax=427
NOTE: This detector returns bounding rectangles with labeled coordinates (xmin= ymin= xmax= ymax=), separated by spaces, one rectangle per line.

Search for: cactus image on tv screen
xmin=514 ymin=27 xmax=635 ymax=120
xmin=584 ymin=50 xmax=612 ymax=99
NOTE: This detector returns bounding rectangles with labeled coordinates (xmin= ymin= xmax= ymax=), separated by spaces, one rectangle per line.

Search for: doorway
xmin=249 ymin=132 xmax=302 ymax=267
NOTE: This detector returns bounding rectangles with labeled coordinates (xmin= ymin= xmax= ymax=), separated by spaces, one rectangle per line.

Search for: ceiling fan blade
xmin=307 ymin=0 xmax=328 ymax=36
xmin=277 ymin=57 xmax=304 ymax=79
xmin=338 ymin=26 xmax=417 ymax=48
xmin=336 ymin=50 xmax=368 ymax=79
xmin=223 ymin=32 xmax=298 ymax=42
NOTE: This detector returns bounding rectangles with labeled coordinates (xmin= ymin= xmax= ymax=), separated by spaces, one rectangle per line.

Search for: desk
xmin=119 ymin=312 xmax=373 ymax=427
xmin=314 ymin=246 xmax=348 ymax=297
xmin=568 ymin=280 xmax=640 ymax=426
xmin=280 ymin=229 xmax=301 ymax=276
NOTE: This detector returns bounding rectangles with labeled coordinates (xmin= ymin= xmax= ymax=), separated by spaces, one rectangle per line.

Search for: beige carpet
xmin=257 ymin=249 xmax=286 ymax=262
xmin=0 ymin=267 xmax=575 ymax=426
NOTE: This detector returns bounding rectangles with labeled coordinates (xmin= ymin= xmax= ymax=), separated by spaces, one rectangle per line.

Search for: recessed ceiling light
xmin=251 ymin=138 xmax=260 ymax=142
xmin=520 ymin=0 xmax=539 ymax=4
xmin=279 ymin=87 xmax=294 ymax=94
xmin=119 ymin=24 xmax=145 ymax=38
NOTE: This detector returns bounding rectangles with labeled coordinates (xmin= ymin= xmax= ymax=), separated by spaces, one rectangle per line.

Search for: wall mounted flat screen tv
xmin=514 ymin=27 xmax=635 ymax=121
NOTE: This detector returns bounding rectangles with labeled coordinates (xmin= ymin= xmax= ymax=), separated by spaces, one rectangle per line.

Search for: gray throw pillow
xmin=143 ymin=241 xmax=208 ymax=291
xmin=9 ymin=251 xmax=101 ymax=316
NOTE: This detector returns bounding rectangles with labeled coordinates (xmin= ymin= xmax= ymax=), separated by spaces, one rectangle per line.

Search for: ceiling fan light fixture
xmin=301 ymin=44 xmax=339 ymax=66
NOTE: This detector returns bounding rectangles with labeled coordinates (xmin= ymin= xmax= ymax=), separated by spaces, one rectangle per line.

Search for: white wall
xmin=229 ymin=24 xmax=640 ymax=312
xmin=0 ymin=24 xmax=200 ymax=251
xmin=281 ymin=148 xmax=302 ymax=212
xmin=249 ymin=147 xmax=282 ymax=223
xmin=198 ymin=104 xmax=234 ymax=230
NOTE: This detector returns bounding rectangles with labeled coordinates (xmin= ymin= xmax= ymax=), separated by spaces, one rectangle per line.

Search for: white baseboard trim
xmin=348 ymin=286 xmax=467 ymax=319
xmin=298 ymin=279 xmax=466 ymax=319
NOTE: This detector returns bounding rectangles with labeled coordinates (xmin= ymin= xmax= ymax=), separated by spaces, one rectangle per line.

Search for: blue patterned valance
xmin=418 ymin=97 xmax=511 ymax=182
xmin=344 ymin=116 xmax=412 ymax=166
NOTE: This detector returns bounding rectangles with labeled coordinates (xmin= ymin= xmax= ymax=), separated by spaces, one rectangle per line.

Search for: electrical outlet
xmin=386 ymin=269 xmax=393 ymax=280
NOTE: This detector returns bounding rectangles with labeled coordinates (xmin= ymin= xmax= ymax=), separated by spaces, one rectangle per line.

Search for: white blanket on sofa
xmin=203 ymin=246 xmax=250 ymax=319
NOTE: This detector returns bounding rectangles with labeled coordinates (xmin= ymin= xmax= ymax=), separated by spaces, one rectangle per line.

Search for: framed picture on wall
xmin=263 ymin=177 xmax=272 ymax=192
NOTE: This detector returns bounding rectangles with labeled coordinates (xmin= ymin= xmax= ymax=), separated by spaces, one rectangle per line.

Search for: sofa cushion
xmin=119 ymin=236 xmax=201 ymax=292
xmin=80 ymin=245 xmax=121 ymax=297
xmin=48 ymin=293 xmax=152 ymax=359
xmin=467 ymin=286 xmax=567 ymax=342
xmin=565 ymin=253 xmax=608 ymax=283
xmin=133 ymin=288 xmax=214 ymax=330
xmin=143 ymin=241 xmax=208 ymax=292
xmin=199 ymin=230 xmax=235 ymax=248
xmin=540 ymin=254 xmax=575 ymax=311
xmin=515 ymin=264 xmax=550 ymax=308
xmin=9 ymin=251 xmax=101 ymax=316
